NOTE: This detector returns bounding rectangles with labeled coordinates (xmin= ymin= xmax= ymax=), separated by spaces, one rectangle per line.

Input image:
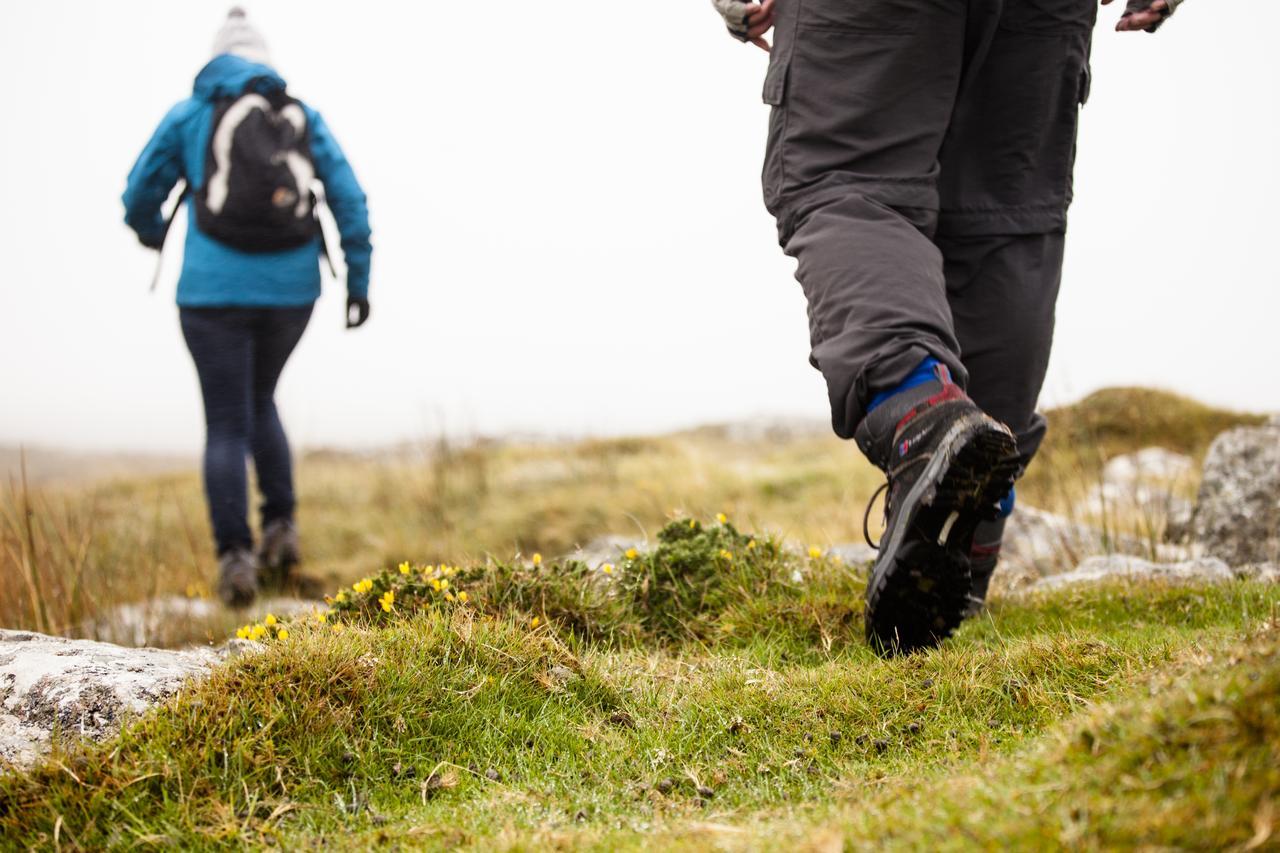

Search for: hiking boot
xmin=964 ymin=517 xmax=1007 ymax=618
xmin=855 ymin=365 xmax=1020 ymax=655
xmin=217 ymin=547 xmax=259 ymax=608
xmin=257 ymin=518 xmax=301 ymax=592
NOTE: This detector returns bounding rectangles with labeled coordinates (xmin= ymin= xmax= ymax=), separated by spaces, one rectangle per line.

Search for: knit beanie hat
xmin=211 ymin=7 xmax=271 ymax=65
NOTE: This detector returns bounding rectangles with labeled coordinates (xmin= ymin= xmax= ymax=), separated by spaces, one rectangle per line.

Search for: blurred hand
xmin=1105 ymin=0 xmax=1177 ymax=33
xmin=711 ymin=0 xmax=774 ymax=52
xmin=745 ymin=0 xmax=776 ymax=53
xmin=346 ymin=296 xmax=370 ymax=329
xmin=137 ymin=231 xmax=164 ymax=251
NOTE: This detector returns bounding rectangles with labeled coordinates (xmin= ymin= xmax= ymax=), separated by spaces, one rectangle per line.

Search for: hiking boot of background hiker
xmin=855 ymin=365 xmax=1020 ymax=655
xmin=258 ymin=518 xmax=301 ymax=591
xmin=218 ymin=547 xmax=258 ymax=608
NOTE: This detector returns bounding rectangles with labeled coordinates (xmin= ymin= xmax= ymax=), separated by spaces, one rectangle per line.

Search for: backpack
xmin=194 ymin=81 xmax=319 ymax=252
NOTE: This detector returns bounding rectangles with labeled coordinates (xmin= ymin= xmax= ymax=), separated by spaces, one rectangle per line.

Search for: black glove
xmin=137 ymin=231 xmax=165 ymax=251
xmin=346 ymin=296 xmax=370 ymax=329
xmin=1123 ymin=0 xmax=1180 ymax=32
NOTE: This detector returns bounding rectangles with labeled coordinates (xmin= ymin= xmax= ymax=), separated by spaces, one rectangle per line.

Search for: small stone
xmin=485 ymin=768 xmax=501 ymax=782
xmin=609 ymin=711 xmax=635 ymax=729
xmin=988 ymin=719 xmax=1000 ymax=729
xmin=873 ymin=739 xmax=888 ymax=753
xmin=728 ymin=716 xmax=745 ymax=735
xmin=575 ymin=809 xmax=588 ymax=822
xmin=696 ymin=785 xmax=715 ymax=799
xmin=921 ymin=678 xmax=934 ymax=689
xmin=341 ymin=751 xmax=357 ymax=765
xmin=829 ymin=731 xmax=843 ymax=746
xmin=908 ymin=722 xmax=921 ymax=735
xmin=656 ymin=778 xmax=675 ymax=795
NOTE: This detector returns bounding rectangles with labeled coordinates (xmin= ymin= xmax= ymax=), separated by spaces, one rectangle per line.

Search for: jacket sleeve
xmin=122 ymin=103 xmax=187 ymax=247
xmin=308 ymin=109 xmax=373 ymax=299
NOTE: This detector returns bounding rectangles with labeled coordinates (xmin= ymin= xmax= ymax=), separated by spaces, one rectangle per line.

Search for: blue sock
xmin=997 ymin=485 xmax=1016 ymax=518
xmin=867 ymin=356 xmax=944 ymax=413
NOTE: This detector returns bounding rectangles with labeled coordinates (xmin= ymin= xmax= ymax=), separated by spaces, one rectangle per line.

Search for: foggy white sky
xmin=1 ymin=1 xmax=1277 ymax=454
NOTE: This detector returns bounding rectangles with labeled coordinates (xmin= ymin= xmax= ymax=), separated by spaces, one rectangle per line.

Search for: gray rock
xmin=829 ymin=543 xmax=878 ymax=566
xmin=1029 ymin=554 xmax=1235 ymax=591
xmin=563 ymin=535 xmax=645 ymax=569
xmin=1102 ymin=447 xmax=1195 ymax=487
xmin=992 ymin=506 xmax=1172 ymax=590
xmin=84 ymin=595 xmax=319 ymax=648
xmin=1236 ymin=562 xmax=1280 ymax=584
xmin=1084 ymin=447 xmax=1196 ymax=523
xmin=0 ymin=630 xmax=218 ymax=770
xmin=1191 ymin=422 xmax=1280 ymax=566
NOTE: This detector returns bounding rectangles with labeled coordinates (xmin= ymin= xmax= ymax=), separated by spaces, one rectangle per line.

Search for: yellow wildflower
xmin=808 ymin=546 xmax=823 ymax=559
xmin=532 ymin=553 xmax=543 ymax=567
xmin=314 ymin=610 xmax=329 ymax=624
xmin=445 ymin=591 xmax=455 ymax=602
xmin=250 ymin=624 xmax=266 ymax=641
xmin=719 ymin=549 xmax=733 ymax=561
xmin=332 ymin=621 xmax=345 ymax=633
xmin=602 ymin=563 xmax=614 ymax=575
xmin=440 ymin=578 xmax=450 ymax=590
xmin=431 ymin=578 xmax=442 ymax=591
xmin=717 ymin=512 xmax=728 ymax=524
xmin=277 ymin=628 xmax=289 ymax=640
xmin=336 ymin=590 xmax=348 ymax=604
xmin=531 ymin=616 xmax=541 ymax=628
xmin=457 ymin=591 xmax=469 ymax=604
xmin=235 ymin=626 xmax=249 ymax=640
xmin=399 ymin=561 xmax=412 ymax=575
xmin=379 ymin=590 xmax=395 ymax=612
xmin=625 ymin=547 xmax=638 ymax=560
xmin=689 ymin=519 xmax=698 ymax=529
xmin=264 ymin=613 xmax=277 ymax=627
xmin=747 ymin=539 xmax=757 ymax=550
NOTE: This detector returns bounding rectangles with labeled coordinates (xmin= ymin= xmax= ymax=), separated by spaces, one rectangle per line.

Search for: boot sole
xmin=865 ymin=414 xmax=1020 ymax=656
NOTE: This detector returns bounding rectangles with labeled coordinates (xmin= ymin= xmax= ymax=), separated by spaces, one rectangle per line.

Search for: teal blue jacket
xmin=123 ymin=55 xmax=372 ymax=306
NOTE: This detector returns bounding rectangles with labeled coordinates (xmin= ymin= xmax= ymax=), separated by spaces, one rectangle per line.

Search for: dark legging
xmin=180 ymin=305 xmax=313 ymax=555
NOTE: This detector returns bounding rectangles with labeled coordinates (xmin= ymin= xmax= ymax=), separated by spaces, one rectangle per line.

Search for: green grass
xmin=3 ymin=522 xmax=1277 ymax=850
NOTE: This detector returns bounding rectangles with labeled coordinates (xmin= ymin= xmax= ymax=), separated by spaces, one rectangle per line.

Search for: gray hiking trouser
xmin=762 ymin=0 xmax=1096 ymax=466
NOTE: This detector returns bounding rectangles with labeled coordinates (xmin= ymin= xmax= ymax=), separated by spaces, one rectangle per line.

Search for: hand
xmin=745 ymin=0 xmax=776 ymax=53
xmin=712 ymin=0 xmax=774 ymax=52
xmin=346 ymin=296 xmax=370 ymax=329
xmin=137 ymin=231 xmax=165 ymax=251
xmin=1105 ymin=0 xmax=1176 ymax=33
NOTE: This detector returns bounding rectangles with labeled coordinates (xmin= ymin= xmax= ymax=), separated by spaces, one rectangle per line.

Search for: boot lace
xmin=862 ymin=481 xmax=890 ymax=551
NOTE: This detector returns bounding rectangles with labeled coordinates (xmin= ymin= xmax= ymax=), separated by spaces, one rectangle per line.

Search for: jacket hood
xmin=193 ymin=54 xmax=286 ymax=100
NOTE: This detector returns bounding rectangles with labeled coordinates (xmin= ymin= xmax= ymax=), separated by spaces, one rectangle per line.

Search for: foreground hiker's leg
xmin=937 ymin=0 xmax=1097 ymax=609
xmin=761 ymin=0 xmax=971 ymax=437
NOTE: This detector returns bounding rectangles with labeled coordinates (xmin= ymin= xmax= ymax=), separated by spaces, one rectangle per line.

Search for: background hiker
xmin=711 ymin=0 xmax=1190 ymax=653
xmin=122 ymin=7 xmax=373 ymax=607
